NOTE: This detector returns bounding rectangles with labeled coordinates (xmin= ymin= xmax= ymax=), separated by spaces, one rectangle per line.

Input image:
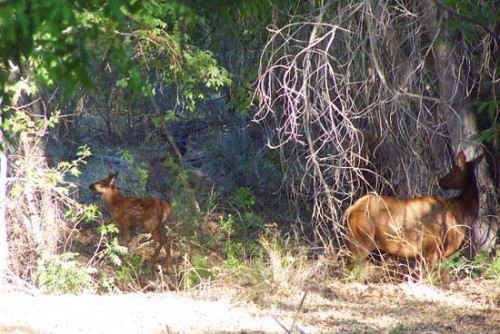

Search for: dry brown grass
xmin=0 ymin=277 xmax=497 ymax=333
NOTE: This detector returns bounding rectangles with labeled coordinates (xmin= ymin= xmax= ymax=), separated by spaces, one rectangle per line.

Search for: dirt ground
xmin=0 ymin=278 xmax=498 ymax=334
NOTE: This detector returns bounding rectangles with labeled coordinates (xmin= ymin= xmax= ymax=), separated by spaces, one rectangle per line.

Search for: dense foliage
xmin=0 ymin=0 xmax=498 ymax=292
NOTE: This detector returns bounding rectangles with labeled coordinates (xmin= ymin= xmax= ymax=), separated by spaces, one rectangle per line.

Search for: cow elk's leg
xmin=347 ymin=224 xmax=373 ymax=263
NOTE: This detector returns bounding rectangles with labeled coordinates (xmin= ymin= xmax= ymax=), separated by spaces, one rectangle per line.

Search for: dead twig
xmin=271 ymin=290 xmax=308 ymax=334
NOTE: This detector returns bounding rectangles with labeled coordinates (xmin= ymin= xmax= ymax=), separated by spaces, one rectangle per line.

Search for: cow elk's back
xmin=89 ymin=172 xmax=173 ymax=269
xmin=344 ymin=151 xmax=483 ymax=268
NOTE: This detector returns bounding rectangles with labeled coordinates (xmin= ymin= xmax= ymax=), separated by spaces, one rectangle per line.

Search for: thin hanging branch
xmin=255 ymin=0 xmax=498 ymax=247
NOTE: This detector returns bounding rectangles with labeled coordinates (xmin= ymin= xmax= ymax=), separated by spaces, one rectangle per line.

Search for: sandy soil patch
xmin=0 ymin=278 xmax=498 ymax=334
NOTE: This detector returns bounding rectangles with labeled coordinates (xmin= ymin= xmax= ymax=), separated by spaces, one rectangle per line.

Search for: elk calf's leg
xmin=165 ymin=237 xmax=172 ymax=269
xmin=120 ymin=226 xmax=132 ymax=246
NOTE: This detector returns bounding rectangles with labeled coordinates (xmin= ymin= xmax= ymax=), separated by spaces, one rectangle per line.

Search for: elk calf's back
xmin=90 ymin=172 xmax=172 ymax=268
xmin=344 ymin=151 xmax=483 ymax=266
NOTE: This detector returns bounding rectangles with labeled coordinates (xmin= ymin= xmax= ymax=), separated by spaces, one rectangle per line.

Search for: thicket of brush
xmin=2 ymin=0 xmax=499 ymax=296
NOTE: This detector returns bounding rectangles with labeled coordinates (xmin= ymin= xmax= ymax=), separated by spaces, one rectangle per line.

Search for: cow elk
xmin=344 ymin=151 xmax=483 ymax=277
xmin=90 ymin=172 xmax=173 ymax=269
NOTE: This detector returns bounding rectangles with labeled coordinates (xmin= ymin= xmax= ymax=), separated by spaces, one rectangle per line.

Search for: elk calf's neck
xmin=344 ymin=151 xmax=483 ymax=267
xmin=90 ymin=172 xmax=172 ymax=269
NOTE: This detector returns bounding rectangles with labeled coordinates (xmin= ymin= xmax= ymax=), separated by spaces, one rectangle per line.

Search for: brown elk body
xmin=344 ymin=151 xmax=483 ymax=268
xmin=90 ymin=172 xmax=172 ymax=268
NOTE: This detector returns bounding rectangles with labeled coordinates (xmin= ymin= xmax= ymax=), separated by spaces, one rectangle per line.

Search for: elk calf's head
xmin=89 ymin=172 xmax=118 ymax=196
xmin=90 ymin=172 xmax=173 ymax=269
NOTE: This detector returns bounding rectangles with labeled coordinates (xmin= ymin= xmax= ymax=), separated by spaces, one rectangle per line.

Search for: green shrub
xmin=208 ymin=127 xmax=282 ymax=194
xmin=115 ymin=253 xmax=152 ymax=287
xmin=473 ymin=252 xmax=500 ymax=281
xmin=345 ymin=255 xmax=369 ymax=282
xmin=444 ymin=251 xmax=500 ymax=280
xmin=96 ymin=223 xmax=128 ymax=267
xmin=229 ymin=186 xmax=256 ymax=210
xmin=183 ymin=253 xmax=213 ymax=289
xmin=95 ymin=223 xmax=153 ymax=291
xmin=37 ymin=252 xmax=95 ymax=293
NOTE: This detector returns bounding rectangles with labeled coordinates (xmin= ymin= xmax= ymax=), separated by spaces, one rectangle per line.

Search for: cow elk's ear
xmin=456 ymin=151 xmax=466 ymax=168
xmin=474 ymin=154 xmax=484 ymax=165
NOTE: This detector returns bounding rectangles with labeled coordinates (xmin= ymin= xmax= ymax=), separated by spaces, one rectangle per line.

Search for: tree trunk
xmin=0 ymin=125 xmax=8 ymax=289
xmin=421 ymin=0 xmax=498 ymax=255
xmin=149 ymin=96 xmax=185 ymax=165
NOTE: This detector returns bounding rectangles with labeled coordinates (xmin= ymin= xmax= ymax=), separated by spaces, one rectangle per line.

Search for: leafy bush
xmin=208 ymin=127 xmax=282 ymax=196
xmin=115 ymin=254 xmax=153 ymax=287
xmin=182 ymin=253 xmax=213 ymax=289
xmin=229 ymin=187 xmax=256 ymax=210
xmin=96 ymin=223 xmax=129 ymax=268
xmin=37 ymin=252 xmax=96 ymax=293
xmin=94 ymin=222 xmax=153 ymax=291
xmin=442 ymin=251 xmax=500 ymax=281
xmin=6 ymin=112 xmax=96 ymax=283
xmin=345 ymin=256 xmax=370 ymax=282
xmin=484 ymin=253 xmax=500 ymax=281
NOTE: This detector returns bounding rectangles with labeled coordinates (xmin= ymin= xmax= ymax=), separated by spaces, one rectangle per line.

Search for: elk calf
xmin=90 ymin=172 xmax=172 ymax=269
xmin=344 ymin=151 xmax=483 ymax=271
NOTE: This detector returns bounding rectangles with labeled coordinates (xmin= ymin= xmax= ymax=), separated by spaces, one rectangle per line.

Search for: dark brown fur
xmin=344 ymin=151 xmax=483 ymax=267
xmin=90 ymin=172 xmax=172 ymax=269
